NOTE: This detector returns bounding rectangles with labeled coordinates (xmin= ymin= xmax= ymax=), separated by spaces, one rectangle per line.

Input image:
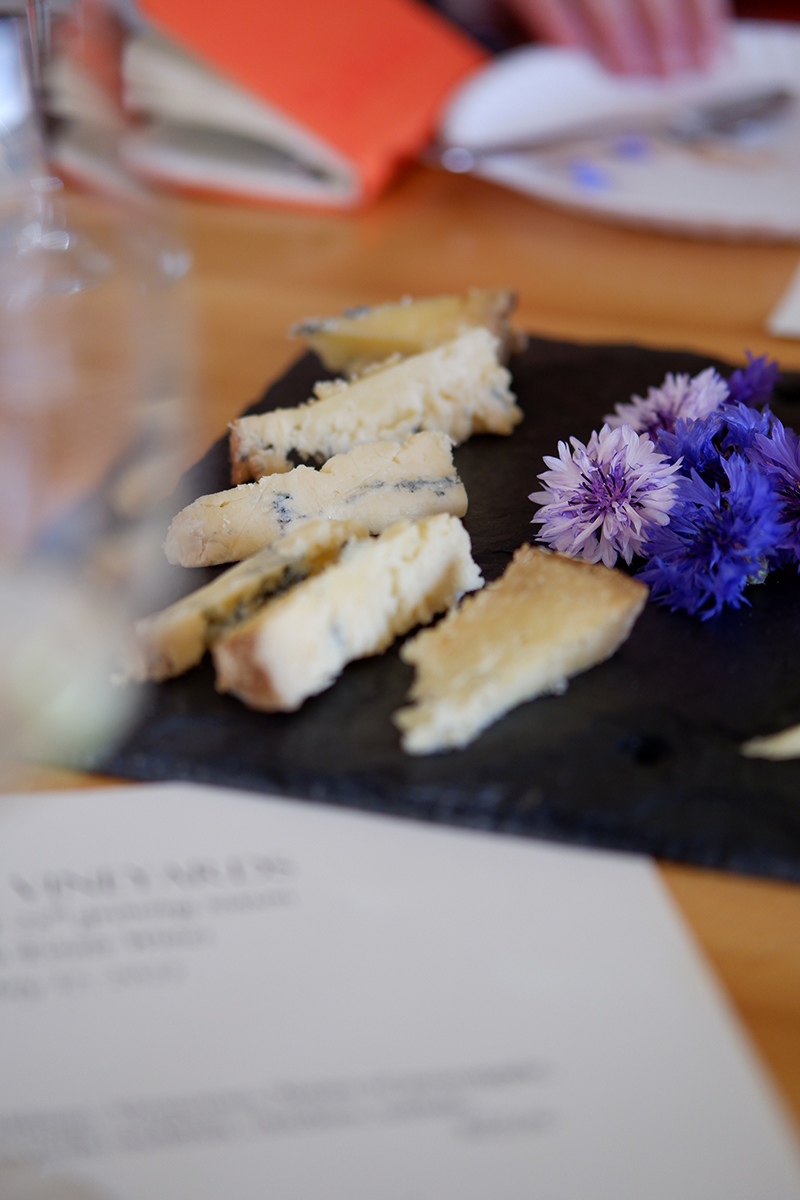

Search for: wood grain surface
xmin=4 ymin=163 xmax=800 ymax=1132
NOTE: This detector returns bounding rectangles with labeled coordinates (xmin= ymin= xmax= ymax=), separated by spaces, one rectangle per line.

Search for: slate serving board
xmin=101 ymin=337 xmax=800 ymax=882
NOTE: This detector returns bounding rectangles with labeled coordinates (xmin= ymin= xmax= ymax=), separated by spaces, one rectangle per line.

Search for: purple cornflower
xmin=530 ymin=424 xmax=682 ymax=568
xmin=638 ymin=456 xmax=786 ymax=619
xmin=605 ymin=367 xmax=729 ymax=437
xmin=727 ymin=352 xmax=780 ymax=407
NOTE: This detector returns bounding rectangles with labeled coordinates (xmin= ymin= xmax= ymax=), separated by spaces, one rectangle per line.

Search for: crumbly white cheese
xmin=164 ymin=432 xmax=468 ymax=567
xmin=130 ymin=519 xmax=368 ymax=681
xmin=292 ymin=288 xmax=520 ymax=375
xmin=229 ymin=328 xmax=521 ymax=481
xmin=394 ymin=544 xmax=648 ymax=755
xmin=212 ymin=514 xmax=483 ymax=712
xmin=740 ymin=724 xmax=800 ymax=760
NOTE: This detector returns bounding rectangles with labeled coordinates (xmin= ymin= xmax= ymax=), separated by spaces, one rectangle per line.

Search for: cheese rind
xmin=212 ymin=514 xmax=483 ymax=712
xmin=130 ymin=519 xmax=368 ymax=681
xmin=394 ymin=545 xmax=648 ymax=755
xmin=164 ymin=432 xmax=467 ymax=568
xmin=229 ymin=328 xmax=521 ymax=481
xmin=292 ymin=288 xmax=521 ymax=374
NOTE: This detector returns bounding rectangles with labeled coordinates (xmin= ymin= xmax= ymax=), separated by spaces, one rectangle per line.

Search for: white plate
xmin=439 ymin=21 xmax=800 ymax=240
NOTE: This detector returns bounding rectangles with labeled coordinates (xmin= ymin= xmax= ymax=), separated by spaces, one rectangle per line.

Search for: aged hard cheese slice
xmin=130 ymin=519 xmax=368 ymax=681
xmin=164 ymin=431 xmax=467 ymax=568
xmin=292 ymin=288 xmax=520 ymax=374
xmin=212 ymin=514 xmax=483 ymax=712
xmin=229 ymin=328 xmax=520 ymax=481
xmin=395 ymin=545 xmax=648 ymax=755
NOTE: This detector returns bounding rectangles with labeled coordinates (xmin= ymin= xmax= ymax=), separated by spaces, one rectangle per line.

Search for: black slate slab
xmin=100 ymin=338 xmax=800 ymax=882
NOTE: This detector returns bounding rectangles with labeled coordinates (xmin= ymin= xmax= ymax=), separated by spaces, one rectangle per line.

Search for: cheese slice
xmin=164 ymin=431 xmax=467 ymax=568
xmin=292 ymin=288 xmax=521 ymax=375
xmin=212 ymin=514 xmax=483 ymax=712
xmin=130 ymin=518 xmax=368 ymax=681
xmin=395 ymin=544 xmax=648 ymax=755
xmin=229 ymin=328 xmax=521 ymax=482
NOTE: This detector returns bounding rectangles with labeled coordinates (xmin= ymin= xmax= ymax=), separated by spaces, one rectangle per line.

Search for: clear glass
xmin=0 ymin=5 xmax=193 ymax=773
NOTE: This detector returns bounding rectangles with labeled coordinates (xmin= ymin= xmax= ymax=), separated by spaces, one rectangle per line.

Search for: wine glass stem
xmin=25 ymin=0 xmax=49 ymax=108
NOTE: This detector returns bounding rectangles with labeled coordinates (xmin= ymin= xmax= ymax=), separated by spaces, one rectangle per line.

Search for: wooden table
xmin=5 ymin=163 xmax=800 ymax=1131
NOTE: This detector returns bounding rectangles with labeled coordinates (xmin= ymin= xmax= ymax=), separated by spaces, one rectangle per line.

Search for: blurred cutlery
xmin=428 ymin=85 xmax=795 ymax=173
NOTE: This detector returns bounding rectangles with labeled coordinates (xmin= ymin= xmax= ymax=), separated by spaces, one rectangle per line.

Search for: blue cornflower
xmin=727 ymin=352 xmax=780 ymax=407
xmin=718 ymin=401 xmax=775 ymax=455
xmin=656 ymin=405 xmax=776 ymax=486
xmin=638 ymin=456 xmax=786 ymax=619
xmin=656 ymin=413 xmax=725 ymax=481
xmin=749 ymin=420 xmax=800 ymax=563
xmin=605 ymin=367 xmax=729 ymax=437
xmin=530 ymin=424 xmax=682 ymax=568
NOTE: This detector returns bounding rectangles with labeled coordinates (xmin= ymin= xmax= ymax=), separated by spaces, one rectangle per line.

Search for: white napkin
xmin=767 ymin=259 xmax=800 ymax=338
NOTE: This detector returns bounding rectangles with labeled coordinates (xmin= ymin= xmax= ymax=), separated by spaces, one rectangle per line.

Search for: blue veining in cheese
xmin=132 ymin=518 xmax=368 ymax=680
xmin=212 ymin=514 xmax=483 ymax=712
xmin=164 ymin=432 xmax=468 ymax=567
xmin=229 ymin=328 xmax=521 ymax=481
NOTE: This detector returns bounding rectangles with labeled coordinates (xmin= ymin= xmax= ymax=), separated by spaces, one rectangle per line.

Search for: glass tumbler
xmin=0 ymin=5 xmax=192 ymax=773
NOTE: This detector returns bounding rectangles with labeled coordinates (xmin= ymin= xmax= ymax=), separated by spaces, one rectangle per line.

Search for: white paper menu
xmin=0 ymin=783 xmax=798 ymax=1200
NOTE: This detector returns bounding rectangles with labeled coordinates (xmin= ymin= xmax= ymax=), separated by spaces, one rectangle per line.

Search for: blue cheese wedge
xmin=395 ymin=545 xmax=648 ymax=755
xmin=212 ymin=514 xmax=483 ymax=712
xmin=164 ymin=432 xmax=467 ymax=568
xmin=229 ymin=328 xmax=521 ymax=482
xmin=130 ymin=519 xmax=367 ymax=681
xmin=292 ymin=288 xmax=520 ymax=375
